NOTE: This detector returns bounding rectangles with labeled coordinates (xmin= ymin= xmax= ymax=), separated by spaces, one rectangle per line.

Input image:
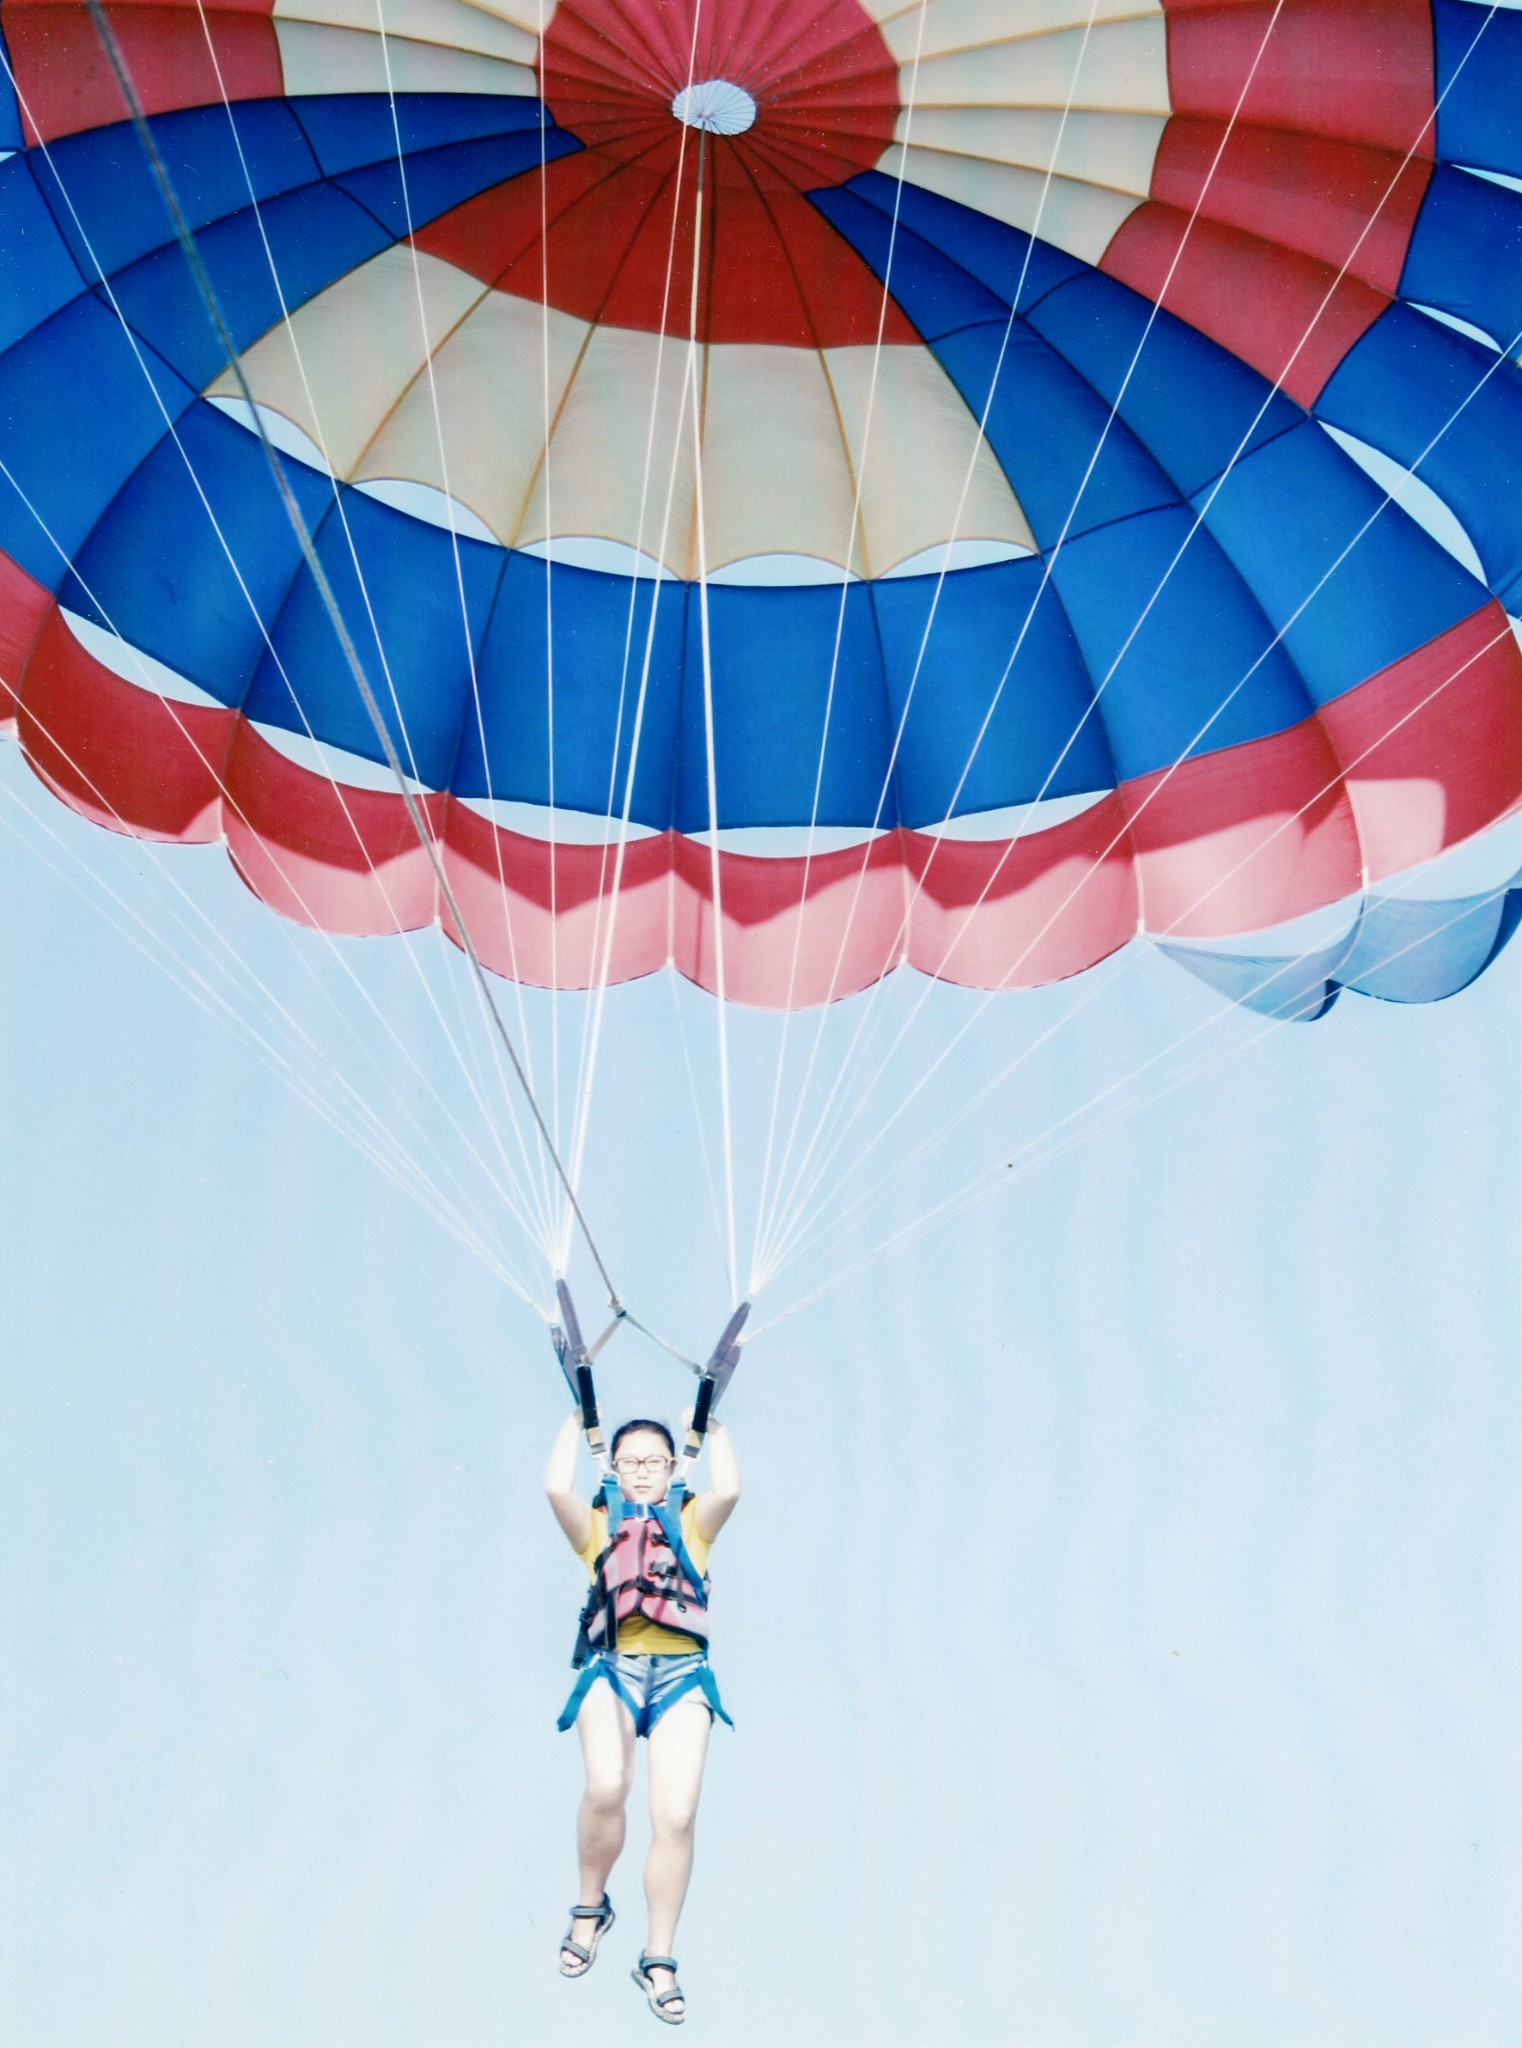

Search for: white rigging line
xmin=182 ymin=0 xmax=563 ymax=1260
xmin=760 ymin=270 xmax=1522 ymax=1297
xmin=753 ymin=847 xmax=1522 ymax=1337
xmin=750 ymin=0 xmax=936 ymax=1281
xmin=561 ymin=1 xmax=709 ymax=1256
xmin=370 ymin=0 xmax=565 ymax=1249
xmin=0 ymin=769 xmax=543 ymax=1302
xmin=4 ymin=17 xmax=564 ymax=1264
xmin=754 ymin=0 xmax=1296 ymax=1284
xmin=534 ymin=0 xmax=567 ymax=1252
xmin=760 ymin=607 xmax=1519 ymax=1298
xmin=683 ymin=127 xmax=740 ymax=1301
xmin=0 ymin=522 xmax=547 ymax=1287
xmin=73 ymin=0 xmax=626 ymax=1305
xmin=753 ymin=0 xmax=1505 ymax=1286
xmin=0 ymin=421 xmax=558 ymax=1265
xmin=669 ymin=967 xmax=734 ymax=1299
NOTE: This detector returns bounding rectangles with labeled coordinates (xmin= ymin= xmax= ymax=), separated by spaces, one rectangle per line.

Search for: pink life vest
xmin=574 ymin=1487 xmax=710 ymax=1666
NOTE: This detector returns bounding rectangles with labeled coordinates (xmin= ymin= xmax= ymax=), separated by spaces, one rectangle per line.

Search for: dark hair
xmin=610 ymin=1417 xmax=675 ymax=1459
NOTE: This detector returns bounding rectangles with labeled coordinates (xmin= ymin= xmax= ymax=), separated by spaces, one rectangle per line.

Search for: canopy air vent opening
xmin=671 ymin=79 xmax=757 ymax=136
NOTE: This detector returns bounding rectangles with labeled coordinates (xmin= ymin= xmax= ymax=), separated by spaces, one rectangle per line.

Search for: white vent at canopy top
xmin=671 ymin=79 xmax=757 ymax=135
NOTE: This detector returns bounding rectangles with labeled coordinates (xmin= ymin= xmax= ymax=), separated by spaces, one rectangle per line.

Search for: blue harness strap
xmin=556 ymin=1652 xmax=734 ymax=1734
xmin=657 ymin=1658 xmax=734 ymax=1729
xmin=648 ymin=1484 xmax=708 ymax=1603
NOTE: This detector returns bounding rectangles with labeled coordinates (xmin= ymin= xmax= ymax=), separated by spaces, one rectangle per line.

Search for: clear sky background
xmin=3 ymin=732 xmax=1520 ymax=2047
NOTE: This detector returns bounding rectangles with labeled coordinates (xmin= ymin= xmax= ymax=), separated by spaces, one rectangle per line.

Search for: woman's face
xmin=612 ymin=1428 xmax=675 ymax=1505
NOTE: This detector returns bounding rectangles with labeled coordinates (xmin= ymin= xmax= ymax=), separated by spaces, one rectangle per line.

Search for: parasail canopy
xmin=2 ymin=0 xmax=1522 ymax=1022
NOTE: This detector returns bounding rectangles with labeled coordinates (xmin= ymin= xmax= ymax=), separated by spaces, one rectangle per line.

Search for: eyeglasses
xmin=613 ymin=1455 xmax=673 ymax=1476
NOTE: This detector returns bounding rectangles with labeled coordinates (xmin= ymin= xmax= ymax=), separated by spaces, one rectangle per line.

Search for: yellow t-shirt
xmin=578 ymin=1495 xmax=713 ymax=1656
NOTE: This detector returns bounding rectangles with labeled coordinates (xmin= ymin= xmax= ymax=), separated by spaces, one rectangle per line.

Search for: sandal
xmin=631 ymin=1953 xmax=686 ymax=2024
xmin=558 ymin=1893 xmax=614 ymax=1977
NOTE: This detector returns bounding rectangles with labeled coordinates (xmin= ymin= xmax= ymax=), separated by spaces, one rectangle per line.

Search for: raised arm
xmin=692 ymin=1419 xmax=740 ymax=1543
xmin=545 ymin=1412 xmax=594 ymax=1554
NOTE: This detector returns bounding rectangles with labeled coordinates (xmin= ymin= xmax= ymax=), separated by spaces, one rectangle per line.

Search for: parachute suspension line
xmin=562 ymin=1 xmax=711 ymax=1239
xmin=534 ymin=0 xmax=570 ymax=1265
xmin=749 ymin=0 xmax=932 ymax=1290
xmin=368 ymin=0 xmax=564 ymax=1251
xmin=750 ymin=0 xmax=1107 ymax=1290
xmin=191 ymin=0 xmax=558 ymax=1256
xmin=756 ymin=817 xmax=1522 ymax=1336
xmin=78 ymin=0 xmax=624 ymax=1310
xmin=670 ymin=969 xmax=735 ymax=1299
xmin=755 ymin=0 xmax=1293 ymax=1281
xmin=0 ymin=769 xmax=547 ymax=1304
xmin=0 ymin=454 xmax=553 ymax=1281
xmin=0 ymin=524 xmax=547 ymax=1289
xmin=752 ymin=0 xmax=1493 ymax=1288
xmin=686 ymin=126 xmax=741 ymax=1305
xmin=763 ymin=606 xmax=1520 ymax=1301
xmin=0 ymin=52 xmax=564 ymax=1268
xmin=761 ymin=223 xmax=1522 ymax=1296
xmin=78 ymin=5 xmax=564 ymax=1263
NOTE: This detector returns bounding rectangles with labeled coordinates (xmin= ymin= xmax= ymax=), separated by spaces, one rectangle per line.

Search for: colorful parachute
xmin=3 ymin=0 xmax=1522 ymax=1017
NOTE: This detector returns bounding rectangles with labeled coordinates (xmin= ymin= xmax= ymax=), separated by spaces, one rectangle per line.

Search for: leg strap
xmin=557 ymin=1654 xmax=643 ymax=1732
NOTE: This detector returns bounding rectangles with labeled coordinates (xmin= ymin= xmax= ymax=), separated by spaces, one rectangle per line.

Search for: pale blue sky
xmin=3 ymin=737 xmax=1521 ymax=2046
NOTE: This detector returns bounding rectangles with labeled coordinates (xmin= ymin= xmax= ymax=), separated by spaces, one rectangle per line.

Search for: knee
xmin=583 ymin=1771 xmax=632 ymax=1818
xmin=649 ymin=1799 xmax=698 ymax=1845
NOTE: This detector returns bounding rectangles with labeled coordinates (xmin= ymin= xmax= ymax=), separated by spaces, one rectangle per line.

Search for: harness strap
xmin=649 ymin=1489 xmax=707 ymax=1605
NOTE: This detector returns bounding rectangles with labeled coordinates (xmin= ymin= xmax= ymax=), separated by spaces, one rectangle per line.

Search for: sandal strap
xmin=560 ymin=1940 xmax=591 ymax=1963
xmin=655 ymin=1991 xmax=685 ymax=2009
xmin=640 ymin=1955 xmax=679 ymax=1972
xmin=568 ymin=1897 xmax=611 ymax=1922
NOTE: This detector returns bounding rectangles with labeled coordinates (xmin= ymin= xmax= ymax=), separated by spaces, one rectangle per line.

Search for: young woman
xmin=545 ymin=1411 xmax=740 ymax=2025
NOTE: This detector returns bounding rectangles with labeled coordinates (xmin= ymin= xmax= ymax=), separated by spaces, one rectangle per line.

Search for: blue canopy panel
xmin=0 ymin=292 xmax=195 ymax=585
xmin=106 ymin=187 xmax=394 ymax=389
xmin=0 ymin=18 xmax=20 ymax=154
xmin=812 ymin=170 xmax=1487 ymax=777
xmin=1336 ymin=887 xmax=1522 ymax=1003
xmin=465 ymin=559 xmax=1111 ymax=831
xmin=1192 ymin=419 xmax=1489 ymax=705
xmin=0 ymin=153 xmax=88 ymax=355
xmin=1400 ymin=164 xmax=1522 ymax=357
xmin=462 ymin=555 xmax=687 ymax=825
xmin=1315 ymin=303 xmax=1522 ymax=610
xmin=28 ymin=389 xmax=1125 ymax=832
xmin=26 ymin=93 xmax=567 ymax=279
xmin=0 ymin=91 xmax=579 ymax=592
xmin=870 ymin=560 xmax=1115 ymax=820
xmin=1432 ymin=0 xmax=1522 ymax=183
xmin=242 ymin=483 xmax=506 ymax=791
xmin=61 ymin=400 xmax=338 ymax=697
xmin=1155 ymin=862 xmax=1522 ymax=1019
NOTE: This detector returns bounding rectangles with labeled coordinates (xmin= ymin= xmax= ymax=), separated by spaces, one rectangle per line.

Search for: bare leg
xmin=563 ymin=1682 xmax=635 ymax=1970
xmin=640 ymin=1698 xmax=713 ymax=2017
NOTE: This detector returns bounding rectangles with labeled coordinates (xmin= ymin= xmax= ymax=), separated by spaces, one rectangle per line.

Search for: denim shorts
xmin=557 ymin=1651 xmax=733 ymax=1736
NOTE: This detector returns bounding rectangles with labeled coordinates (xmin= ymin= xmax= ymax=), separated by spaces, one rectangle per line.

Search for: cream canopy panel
xmin=897 ymin=106 xmax=1165 ymax=200
xmin=273 ymin=17 xmax=537 ymax=96
xmin=823 ymin=345 xmax=1035 ymax=573
xmin=513 ymin=324 xmax=698 ymax=560
xmin=272 ymin=0 xmax=541 ymax=68
xmin=355 ymin=296 xmax=589 ymax=541
xmin=217 ymin=265 xmax=1033 ymax=575
xmin=209 ymin=248 xmax=486 ymax=477
xmin=902 ymin=20 xmax=1170 ymax=117
xmin=863 ymin=0 xmax=1163 ymax=48
xmin=691 ymin=345 xmax=862 ymax=574
xmin=876 ymin=143 xmax=1145 ymax=263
